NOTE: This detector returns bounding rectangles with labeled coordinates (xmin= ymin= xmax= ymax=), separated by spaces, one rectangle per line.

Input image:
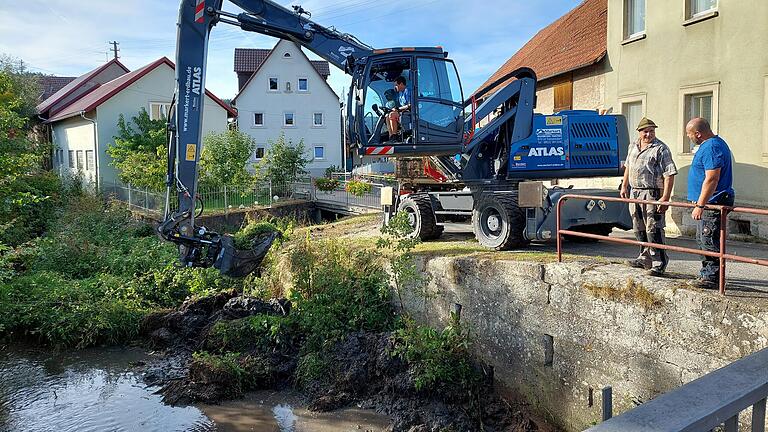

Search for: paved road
xmin=441 ymin=223 xmax=768 ymax=296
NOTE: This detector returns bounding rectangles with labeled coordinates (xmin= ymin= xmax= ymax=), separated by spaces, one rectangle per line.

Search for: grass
xmin=583 ymin=278 xmax=663 ymax=310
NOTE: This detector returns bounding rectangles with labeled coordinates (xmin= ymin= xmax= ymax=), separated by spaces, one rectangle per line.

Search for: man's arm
xmin=691 ymin=168 xmax=721 ymax=220
xmin=620 ymin=164 xmax=630 ymax=198
xmin=658 ymin=175 xmax=675 ymax=213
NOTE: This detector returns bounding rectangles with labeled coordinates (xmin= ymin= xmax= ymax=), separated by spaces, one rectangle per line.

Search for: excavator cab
xmin=348 ymin=48 xmax=466 ymax=157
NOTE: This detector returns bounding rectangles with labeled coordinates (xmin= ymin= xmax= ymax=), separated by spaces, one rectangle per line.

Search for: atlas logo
xmin=338 ymin=46 xmax=355 ymax=57
xmin=528 ymin=147 xmax=564 ymax=157
xmin=191 ymin=67 xmax=202 ymax=95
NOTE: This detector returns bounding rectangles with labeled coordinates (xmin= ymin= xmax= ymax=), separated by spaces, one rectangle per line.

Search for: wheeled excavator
xmin=158 ymin=0 xmax=632 ymax=277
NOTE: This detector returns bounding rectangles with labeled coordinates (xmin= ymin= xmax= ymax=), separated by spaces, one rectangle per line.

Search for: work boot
xmin=626 ymin=258 xmax=649 ymax=269
xmin=647 ymin=266 xmax=665 ymax=277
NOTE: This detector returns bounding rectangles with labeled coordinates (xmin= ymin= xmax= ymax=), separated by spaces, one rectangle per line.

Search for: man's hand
xmin=657 ymin=204 xmax=669 ymax=213
xmin=620 ymin=184 xmax=629 ymax=199
xmin=692 ymin=206 xmax=704 ymax=220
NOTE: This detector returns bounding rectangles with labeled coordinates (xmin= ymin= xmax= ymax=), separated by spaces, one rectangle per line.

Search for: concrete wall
xmin=51 ymin=115 xmax=97 ymax=184
xmin=403 ymin=255 xmax=768 ymax=431
xmin=96 ymin=63 xmax=229 ymax=185
xmin=235 ymin=40 xmax=342 ymax=178
xmin=604 ymin=0 xmax=768 ymax=237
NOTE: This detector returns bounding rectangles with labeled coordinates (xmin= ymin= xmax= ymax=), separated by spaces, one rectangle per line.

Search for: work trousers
xmin=629 ymin=188 xmax=668 ymax=270
xmin=696 ymin=194 xmax=735 ymax=282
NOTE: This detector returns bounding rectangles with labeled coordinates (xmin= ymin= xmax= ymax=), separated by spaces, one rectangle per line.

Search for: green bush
xmin=391 ymin=316 xmax=479 ymax=392
xmin=287 ymin=238 xmax=393 ymax=351
xmin=344 ymin=179 xmax=372 ymax=197
xmin=314 ymin=177 xmax=339 ymax=192
xmin=0 ymin=193 xmax=236 ymax=347
xmin=233 ymin=221 xmax=281 ymax=250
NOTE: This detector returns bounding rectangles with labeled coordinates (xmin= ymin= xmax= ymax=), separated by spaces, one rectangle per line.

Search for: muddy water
xmin=0 ymin=345 xmax=390 ymax=432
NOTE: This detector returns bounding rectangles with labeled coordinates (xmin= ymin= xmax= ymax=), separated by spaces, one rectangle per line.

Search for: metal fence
xmin=556 ymin=194 xmax=768 ymax=295
xmin=105 ymin=178 xmax=383 ymax=215
xmin=587 ymin=347 xmax=768 ymax=431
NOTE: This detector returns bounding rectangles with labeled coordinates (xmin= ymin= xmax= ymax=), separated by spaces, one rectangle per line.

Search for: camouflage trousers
xmin=629 ymin=188 xmax=668 ymax=270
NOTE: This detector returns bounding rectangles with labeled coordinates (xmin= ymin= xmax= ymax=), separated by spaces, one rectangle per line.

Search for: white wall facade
xmin=51 ymin=115 xmax=98 ymax=184
xmin=52 ymin=62 xmax=230 ymax=186
xmin=235 ymin=40 xmax=342 ymax=178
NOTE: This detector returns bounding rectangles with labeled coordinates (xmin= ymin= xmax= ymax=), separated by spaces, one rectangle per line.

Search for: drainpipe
xmin=80 ymin=111 xmax=99 ymax=192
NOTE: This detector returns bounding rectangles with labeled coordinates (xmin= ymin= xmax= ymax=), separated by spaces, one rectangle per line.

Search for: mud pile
xmin=140 ymin=295 xmax=549 ymax=432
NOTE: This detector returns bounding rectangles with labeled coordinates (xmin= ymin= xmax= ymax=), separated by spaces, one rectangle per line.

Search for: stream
xmin=0 ymin=344 xmax=391 ymax=432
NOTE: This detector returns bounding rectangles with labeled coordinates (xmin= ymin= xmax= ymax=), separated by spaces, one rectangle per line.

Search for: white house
xmin=41 ymin=57 xmax=236 ymax=186
xmin=232 ymin=40 xmax=342 ymax=177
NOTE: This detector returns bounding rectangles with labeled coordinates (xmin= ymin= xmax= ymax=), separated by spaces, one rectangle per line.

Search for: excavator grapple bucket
xmin=214 ymin=231 xmax=280 ymax=278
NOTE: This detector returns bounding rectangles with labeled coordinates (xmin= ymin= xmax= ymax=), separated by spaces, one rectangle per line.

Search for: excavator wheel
xmin=397 ymin=193 xmax=442 ymax=241
xmin=472 ymin=192 xmax=529 ymax=250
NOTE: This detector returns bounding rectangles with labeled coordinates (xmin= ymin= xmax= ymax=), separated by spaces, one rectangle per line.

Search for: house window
xmin=687 ymin=0 xmax=717 ymax=19
xmin=76 ymin=150 xmax=84 ymax=170
xmin=68 ymin=150 xmax=75 ymax=168
xmin=622 ymin=101 xmax=644 ymax=134
xmin=284 ymin=112 xmax=294 ymax=126
xmin=679 ymin=82 xmax=719 ymax=153
xmin=149 ymin=102 xmax=171 ymax=120
xmin=255 ymin=147 xmax=265 ymax=159
xmin=283 ymin=52 xmax=291 ymax=58
xmin=269 ymin=77 xmax=278 ymax=91
xmin=553 ymin=75 xmax=573 ymax=113
xmin=85 ymin=150 xmax=95 ymax=171
xmin=253 ymin=112 xmax=264 ymax=127
xmin=313 ymin=112 xmax=323 ymax=126
xmin=624 ymin=0 xmax=645 ymax=40
xmin=298 ymin=78 xmax=308 ymax=92
xmin=314 ymin=146 xmax=324 ymax=160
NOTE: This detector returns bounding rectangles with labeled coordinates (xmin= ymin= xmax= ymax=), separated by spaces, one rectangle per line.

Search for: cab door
xmin=414 ymin=58 xmax=465 ymax=147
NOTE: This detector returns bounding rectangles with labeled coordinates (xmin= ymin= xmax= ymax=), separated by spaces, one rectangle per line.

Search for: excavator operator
xmin=386 ymin=76 xmax=411 ymax=138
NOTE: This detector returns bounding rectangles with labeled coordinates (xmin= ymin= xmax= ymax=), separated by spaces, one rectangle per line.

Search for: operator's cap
xmin=636 ymin=117 xmax=658 ymax=131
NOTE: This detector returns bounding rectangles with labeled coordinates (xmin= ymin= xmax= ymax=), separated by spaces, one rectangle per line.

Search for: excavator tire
xmin=398 ymin=193 xmax=442 ymax=241
xmin=472 ymin=192 xmax=529 ymax=250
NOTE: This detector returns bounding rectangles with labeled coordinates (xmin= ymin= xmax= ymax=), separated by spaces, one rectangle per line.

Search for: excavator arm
xmin=157 ymin=0 xmax=371 ymax=276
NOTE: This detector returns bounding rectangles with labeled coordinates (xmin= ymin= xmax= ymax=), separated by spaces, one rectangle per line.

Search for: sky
xmin=0 ymin=0 xmax=583 ymax=101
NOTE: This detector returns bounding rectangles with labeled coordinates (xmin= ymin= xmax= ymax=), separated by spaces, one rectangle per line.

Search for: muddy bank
xmin=141 ymin=293 xmax=551 ymax=432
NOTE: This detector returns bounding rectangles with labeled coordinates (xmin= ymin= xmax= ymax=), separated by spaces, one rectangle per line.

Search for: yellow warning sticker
xmin=185 ymin=144 xmax=196 ymax=161
xmin=514 ymin=155 xmax=522 ymax=161
xmin=546 ymin=116 xmax=563 ymax=126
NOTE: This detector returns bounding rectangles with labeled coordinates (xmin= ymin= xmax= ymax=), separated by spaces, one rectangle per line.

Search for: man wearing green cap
xmin=620 ymin=117 xmax=678 ymax=276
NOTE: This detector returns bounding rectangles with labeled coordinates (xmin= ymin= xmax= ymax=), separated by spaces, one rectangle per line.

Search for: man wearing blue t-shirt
xmin=387 ymin=76 xmax=411 ymax=139
xmin=685 ymin=117 xmax=735 ymax=288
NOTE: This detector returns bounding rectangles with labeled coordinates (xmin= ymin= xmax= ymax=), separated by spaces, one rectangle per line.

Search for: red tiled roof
xmin=47 ymin=57 xmax=236 ymax=122
xmin=234 ymin=47 xmax=331 ymax=78
xmin=38 ymin=76 xmax=76 ymax=101
xmin=473 ymin=0 xmax=607 ymax=97
xmin=36 ymin=58 xmax=130 ymax=115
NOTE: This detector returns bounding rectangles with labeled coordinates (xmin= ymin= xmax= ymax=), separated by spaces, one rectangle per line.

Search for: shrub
xmin=314 ymin=177 xmax=339 ymax=192
xmin=287 ymin=238 xmax=393 ymax=351
xmin=391 ymin=315 xmax=479 ymax=392
xmin=345 ymin=179 xmax=372 ymax=197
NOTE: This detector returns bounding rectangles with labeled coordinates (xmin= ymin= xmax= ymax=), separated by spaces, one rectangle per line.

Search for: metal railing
xmin=556 ymin=194 xmax=768 ymax=295
xmin=586 ymin=347 xmax=768 ymax=431
xmin=105 ymin=178 xmax=382 ymax=215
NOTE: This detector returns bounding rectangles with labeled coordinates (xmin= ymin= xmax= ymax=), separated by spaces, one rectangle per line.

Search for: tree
xmin=199 ymin=129 xmax=256 ymax=188
xmin=257 ymin=132 xmax=308 ymax=189
xmin=0 ymin=57 xmax=58 ymax=245
xmin=107 ymin=109 xmax=167 ymax=191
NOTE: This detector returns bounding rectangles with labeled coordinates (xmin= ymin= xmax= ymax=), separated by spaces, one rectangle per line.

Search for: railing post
xmin=719 ymin=207 xmax=729 ymax=295
xmin=556 ymin=196 xmax=564 ymax=262
xmin=145 ymin=187 xmax=149 ymax=211
xmin=223 ymin=184 xmax=228 ymax=214
xmin=753 ymin=398 xmax=767 ymax=432
xmin=269 ymin=180 xmax=273 ymax=207
xmin=601 ymin=386 xmax=613 ymax=421
xmin=128 ymin=185 xmax=132 ymax=208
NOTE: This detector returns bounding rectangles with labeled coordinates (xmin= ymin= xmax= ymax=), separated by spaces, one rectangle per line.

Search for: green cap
xmin=636 ymin=117 xmax=658 ymax=131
